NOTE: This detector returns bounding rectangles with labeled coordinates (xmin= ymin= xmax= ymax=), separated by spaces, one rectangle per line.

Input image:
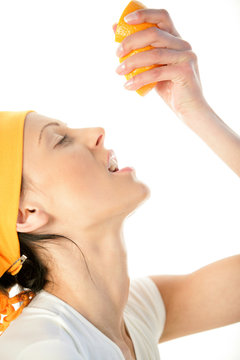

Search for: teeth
xmin=108 ymin=157 xmax=118 ymax=172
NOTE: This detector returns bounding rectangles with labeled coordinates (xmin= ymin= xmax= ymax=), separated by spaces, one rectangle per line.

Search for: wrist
xmin=178 ymin=100 xmax=240 ymax=177
xmin=177 ymin=99 xmax=215 ymax=127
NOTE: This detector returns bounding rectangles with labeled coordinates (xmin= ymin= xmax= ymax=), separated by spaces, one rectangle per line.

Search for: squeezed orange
xmin=115 ymin=1 xmax=162 ymax=96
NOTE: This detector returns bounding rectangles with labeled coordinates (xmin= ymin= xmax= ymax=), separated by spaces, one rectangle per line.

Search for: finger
xmin=112 ymin=23 xmax=118 ymax=34
xmin=124 ymin=9 xmax=181 ymax=37
xmin=117 ymin=27 xmax=191 ymax=58
xmin=123 ymin=62 xmax=195 ymax=90
xmin=116 ymin=49 xmax=197 ymax=75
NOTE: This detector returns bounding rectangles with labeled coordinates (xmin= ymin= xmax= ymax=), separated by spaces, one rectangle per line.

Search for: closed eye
xmin=54 ymin=134 xmax=72 ymax=148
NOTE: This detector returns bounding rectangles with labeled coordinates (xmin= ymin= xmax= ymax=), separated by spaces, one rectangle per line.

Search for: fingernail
xmin=124 ymin=12 xmax=139 ymax=23
xmin=124 ymin=79 xmax=134 ymax=89
xmin=116 ymin=62 xmax=126 ymax=73
xmin=116 ymin=44 xmax=124 ymax=57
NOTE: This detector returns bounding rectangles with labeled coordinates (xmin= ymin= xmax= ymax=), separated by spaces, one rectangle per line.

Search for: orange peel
xmin=115 ymin=1 xmax=162 ymax=96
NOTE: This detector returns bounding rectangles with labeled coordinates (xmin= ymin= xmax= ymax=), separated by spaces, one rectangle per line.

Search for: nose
xmin=70 ymin=126 xmax=105 ymax=149
xmin=83 ymin=127 xmax=105 ymax=148
xmin=95 ymin=127 xmax=105 ymax=147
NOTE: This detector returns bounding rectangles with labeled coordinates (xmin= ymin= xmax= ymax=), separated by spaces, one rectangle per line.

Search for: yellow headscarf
xmin=0 ymin=110 xmax=36 ymax=335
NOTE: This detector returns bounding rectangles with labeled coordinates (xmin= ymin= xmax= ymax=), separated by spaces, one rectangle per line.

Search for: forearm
xmin=181 ymin=103 xmax=240 ymax=177
xmin=115 ymin=7 xmax=240 ymax=176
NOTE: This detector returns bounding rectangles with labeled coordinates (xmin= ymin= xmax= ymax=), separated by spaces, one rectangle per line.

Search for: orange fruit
xmin=115 ymin=0 xmax=162 ymax=96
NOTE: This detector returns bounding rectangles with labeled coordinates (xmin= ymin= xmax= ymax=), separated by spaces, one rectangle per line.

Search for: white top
xmin=0 ymin=276 xmax=166 ymax=360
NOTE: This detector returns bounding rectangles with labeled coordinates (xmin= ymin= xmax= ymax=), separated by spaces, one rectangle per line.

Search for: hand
xmin=113 ymin=9 xmax=209 ymax=120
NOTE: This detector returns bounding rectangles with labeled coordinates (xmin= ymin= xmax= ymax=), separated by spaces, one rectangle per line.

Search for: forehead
xmin=22 ymin=112 xmax=66 ymax=159
xmin=21 ymin=112 xmax=65 ymax=185
xmin=24 ymin=112 xmax=64 ymax=130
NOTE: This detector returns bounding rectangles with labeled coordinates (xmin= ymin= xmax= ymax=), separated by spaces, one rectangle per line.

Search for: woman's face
xmin=17 ymin=112 xmax=150 ymax=236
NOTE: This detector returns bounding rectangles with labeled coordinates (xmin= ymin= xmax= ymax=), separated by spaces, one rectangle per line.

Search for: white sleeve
xmin=128 ymin=276 xmax=166 ymax=343
xmin=17 ymin=339 xmax=83 ymax=360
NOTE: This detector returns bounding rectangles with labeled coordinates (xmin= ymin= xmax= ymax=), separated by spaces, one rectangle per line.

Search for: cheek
xmin=52 ymin=152 xmax=109 ymax=207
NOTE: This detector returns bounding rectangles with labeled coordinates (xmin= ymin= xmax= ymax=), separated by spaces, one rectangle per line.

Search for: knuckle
xmin=188 ymin=50 xmax=197 ymax=61
xmin=150 ymin=66 xmax=161 ymax=78
xmin=160 ymin=9 xmax=170 ymax=18
xmin=154 ymin=48 xmax=164 ymax=60
xmin=183 ymin=50 xmax=197 ymax=62
xmin=149 ymin=26 xmax=159 ymax=40
xmin=183 ymin=40 xmax=192 ymax=50
xmin=135 ymin=9 xmax=144 ymax=20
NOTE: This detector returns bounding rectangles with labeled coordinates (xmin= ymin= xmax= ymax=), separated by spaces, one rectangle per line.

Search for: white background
xmin=1 ymin=0 xmax=240 ymax=358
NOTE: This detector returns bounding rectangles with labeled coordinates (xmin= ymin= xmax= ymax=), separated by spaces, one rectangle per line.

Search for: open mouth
xmin=108 ymin=162 xmax=119 ymax=172
xmin=108 ymin=150 xmax=119 ymax=172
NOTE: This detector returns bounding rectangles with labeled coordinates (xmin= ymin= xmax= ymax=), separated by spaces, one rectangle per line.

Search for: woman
xmin=0 ymin=6 xmax=239 ymax=360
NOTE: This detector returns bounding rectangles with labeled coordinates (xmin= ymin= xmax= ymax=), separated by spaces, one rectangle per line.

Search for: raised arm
xmin=114 ymin=9 xmax=240 ymax=177
xmin=182 ymin=104 xmax=240 ymax=177
xmin=148 ymin=254 xmax=240 ymax=342
xmin=113 ymin=8 xmax=240 ymax=340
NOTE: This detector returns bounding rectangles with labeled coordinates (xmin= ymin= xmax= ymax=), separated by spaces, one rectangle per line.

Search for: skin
xmin=113 ymin=7 xmax=240 ymax=347
xmin=16 ymin=111 xmax=150 ymax=359
xmin=113 ymin=9 xmax=240 ymax=176
xmin=15 ymin=7 xmax=240 ymax=360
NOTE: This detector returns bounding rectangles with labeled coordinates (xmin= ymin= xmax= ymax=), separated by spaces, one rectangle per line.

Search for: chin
xmin=126 ymin=181 xmax=151 ymax=216
xmin=135 ymin=177 xmax=151 ymax=199
xmin=138 ymin=182 xmax=151 ymax=205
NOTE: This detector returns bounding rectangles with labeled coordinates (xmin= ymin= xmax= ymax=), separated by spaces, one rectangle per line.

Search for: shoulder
xmin=0 ymin=312 xmax=71 ymax=358
xmin=0 ymin=291 xmax=77 ymax=359
xmin=125 ymin=276 xmax=166 ymax=342
xmin=16 ymin=339 xmax=83 ymax=360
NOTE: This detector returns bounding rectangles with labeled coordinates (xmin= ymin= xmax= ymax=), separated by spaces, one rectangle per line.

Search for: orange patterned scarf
xmin=0 ymin=110 xmax=36 ymax=335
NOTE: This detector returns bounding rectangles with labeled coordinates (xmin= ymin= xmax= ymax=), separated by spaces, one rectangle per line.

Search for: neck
xmin=43 ymin=219 xmax=131 ymax=345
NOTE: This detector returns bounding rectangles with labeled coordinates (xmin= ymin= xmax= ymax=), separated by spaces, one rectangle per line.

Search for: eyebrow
xmin=38 ymin=122 xmax=63 ymax=145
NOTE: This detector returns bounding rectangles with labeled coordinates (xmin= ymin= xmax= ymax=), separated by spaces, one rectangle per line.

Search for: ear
xmin=16 ymin=204 xmax=49 ymax=233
